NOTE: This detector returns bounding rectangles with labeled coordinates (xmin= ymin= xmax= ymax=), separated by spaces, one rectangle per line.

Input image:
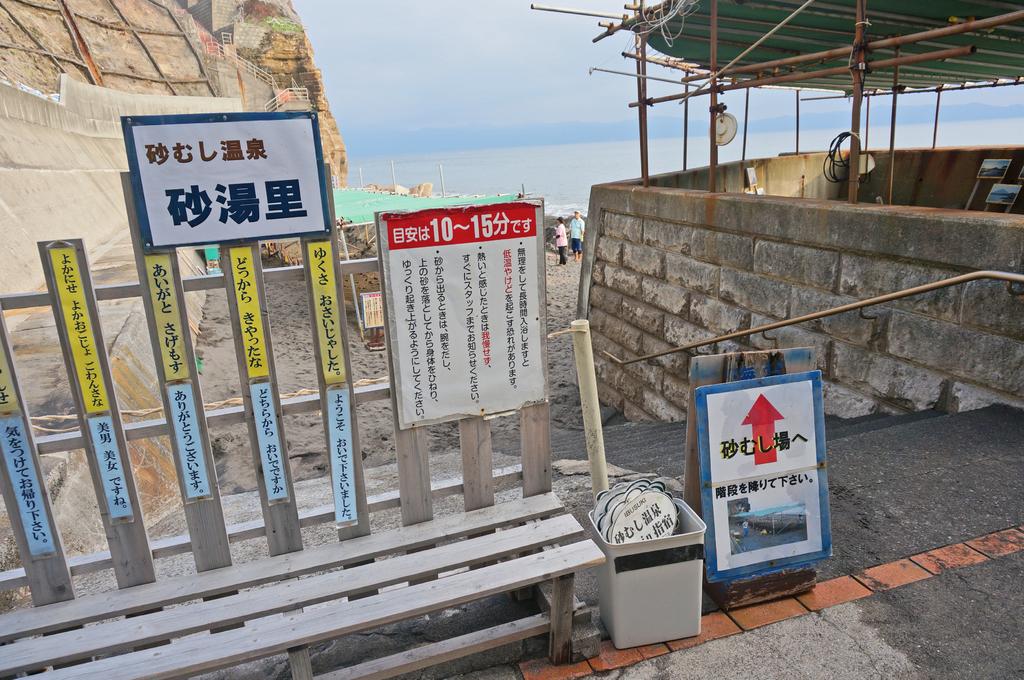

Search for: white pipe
xmin=571 ymin=319 xmax=608 ymax=496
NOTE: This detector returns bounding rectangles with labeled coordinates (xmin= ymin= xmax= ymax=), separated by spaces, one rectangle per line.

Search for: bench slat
xmin=44 ymin=541 xmax=604 ymax=680
xmin=0 ymin=464 xmax=524 ymax=592
xmin=0 ymin=493 xmax=564 ymax=642
xmin=317 ymin=613 xmax=551 ymax=680
xmin=0 ymin=515 xmax=584 ymax=675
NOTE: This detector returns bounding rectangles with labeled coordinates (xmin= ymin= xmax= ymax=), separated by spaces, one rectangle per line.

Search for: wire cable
xmin=823 ymin=131 xmax=852 ymax=183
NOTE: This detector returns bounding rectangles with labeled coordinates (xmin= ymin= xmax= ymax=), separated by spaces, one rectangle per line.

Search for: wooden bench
xmin=0 ymin=492 xmax=601 ymax=678
xmin=0 ymin=211 xmax=602 ymax=677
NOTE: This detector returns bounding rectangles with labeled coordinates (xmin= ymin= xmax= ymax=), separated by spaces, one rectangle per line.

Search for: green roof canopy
xmin=638 ymin=0 xmax=1024 ymax=91
xmin=332 ymin=189 xmax=516 ymax=225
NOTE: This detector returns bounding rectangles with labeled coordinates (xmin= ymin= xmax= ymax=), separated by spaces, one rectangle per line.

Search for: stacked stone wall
xmin=581 ymin=184 xmax=1024 ymax=421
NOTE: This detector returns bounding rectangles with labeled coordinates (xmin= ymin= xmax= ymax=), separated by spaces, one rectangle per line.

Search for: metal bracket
xmin=1007 ymin=281 xmax=1024 ymax=296
xmin=760 ymin=329 xmax=780 ymax=350
xmin=858 ymin=308 xmax=879 ymax=321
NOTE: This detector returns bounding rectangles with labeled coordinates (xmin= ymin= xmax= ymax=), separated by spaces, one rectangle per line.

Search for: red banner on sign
xmin=382 ymin=202 xmax=537 ymax=250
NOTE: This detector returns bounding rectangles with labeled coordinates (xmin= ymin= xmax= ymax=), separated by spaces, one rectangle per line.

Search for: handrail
xmin=602 ymin=270 xmax=1024 ymax=365
xmin=265 ymin=86 xmax=310 ymax=112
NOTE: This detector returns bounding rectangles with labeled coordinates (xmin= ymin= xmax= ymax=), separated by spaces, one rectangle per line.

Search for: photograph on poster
xmin=977 ymin=159 xmax=1011 ymax=179
xmin=728 ymin=497 xmax=808 ymax=555
xmin=986 ymin=183 xmax=1021 ymax=205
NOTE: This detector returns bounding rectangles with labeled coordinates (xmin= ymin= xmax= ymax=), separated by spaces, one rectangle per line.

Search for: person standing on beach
xmin=569 ymin=211 xmax=586 ymax=262
xmin=554 ymin=217 xmax=568 ymax=265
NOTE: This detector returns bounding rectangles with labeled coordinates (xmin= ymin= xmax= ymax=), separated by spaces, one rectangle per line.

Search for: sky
xmin=293 ymin=1 xmax=1024 ymax=158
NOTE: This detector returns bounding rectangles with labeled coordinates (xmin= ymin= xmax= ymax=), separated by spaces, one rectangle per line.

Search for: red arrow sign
xmin=742 ymin=394 xmax=784 ymax=464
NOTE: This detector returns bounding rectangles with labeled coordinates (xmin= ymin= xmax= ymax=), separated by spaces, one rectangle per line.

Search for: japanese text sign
xmin=306 ymin=240 xmax=346 ymax=384
xmin=361 ymin=292 xmax=384 ymax=329
xmin=229 ymin=247 xmax=270 ymax=380
xmin=86 ymin=414 xmax=134 ymax=521
xmin=144 ymin=253 xmax=190 ymax=380
xmin=122 ymin=112 xmax=330 ymax=250
xmin=695 ymin=371 xmax=831 ymax=582
xmin=327 ymin=386 xmax=357 ymax=525
xmin=0 ymin=415 xmax=55 ymax=556
xmin=377 ymin=202 xmax=547 ymax=429
xmin=48 ymin=247 xmax=110 ymax=414
xmin=250 ymin=382 xmax=288 ymax=502
xmin=166 ymin=382 xmax=211 ymax=499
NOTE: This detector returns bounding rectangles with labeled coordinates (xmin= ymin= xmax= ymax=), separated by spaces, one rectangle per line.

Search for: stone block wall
xmin=580 ymin=184 xmax=1024 ymax=421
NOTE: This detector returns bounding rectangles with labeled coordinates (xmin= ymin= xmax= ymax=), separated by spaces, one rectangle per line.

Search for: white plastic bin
xmin=590 ymin=498 xmax=706 ymax=649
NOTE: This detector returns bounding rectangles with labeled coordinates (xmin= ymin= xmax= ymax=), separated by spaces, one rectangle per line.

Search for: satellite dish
xmin=716 ymin=112 xmax=738 ymax=146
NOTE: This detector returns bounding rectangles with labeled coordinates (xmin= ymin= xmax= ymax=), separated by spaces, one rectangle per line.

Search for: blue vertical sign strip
xmin=327 ymin=386 xmax=357 ymax=525
xmin=85 ymin=414 xmax=134 ymax=521
xmin=0 ymin=415 xmax=56 ymax=556
xmin=166 ymin=382 xmax=211 ymax=499
xmin=249 ymin=382 xmax=289 ymax=502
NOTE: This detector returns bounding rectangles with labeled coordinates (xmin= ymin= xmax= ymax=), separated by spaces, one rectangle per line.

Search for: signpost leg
xmin=123 ymin=174 xmax=232 ymax=573
xmin=222 ymin=244 xmax=303 ymax=556
xmin=0 ymin=312 xmax=74 ymax=605
xmin=38 ymin=239 xmax=156 ymax=589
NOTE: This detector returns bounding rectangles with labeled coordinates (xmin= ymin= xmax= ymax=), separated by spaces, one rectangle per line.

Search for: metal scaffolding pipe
xmin=629 ymin=45 xmax=976 ymax=107
xmin=848 ymin=0 xmax=867 ymax=204
xmin=530 ymin=3 xmax=625 ymax=19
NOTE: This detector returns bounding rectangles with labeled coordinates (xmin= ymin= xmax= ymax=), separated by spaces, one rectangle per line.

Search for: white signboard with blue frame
xmin=121 ymin=111 xmax=331 ymax=251
xmin=695 ymin=370 xmax=831 ymax=582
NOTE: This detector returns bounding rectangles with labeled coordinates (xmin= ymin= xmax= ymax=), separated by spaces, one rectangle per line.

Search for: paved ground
xmin=498 ymin=404 xmax=1024 ymax=680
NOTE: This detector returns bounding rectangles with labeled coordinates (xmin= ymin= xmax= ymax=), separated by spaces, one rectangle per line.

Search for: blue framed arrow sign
xmin=695 ymin=370 xmax=832 ymax=583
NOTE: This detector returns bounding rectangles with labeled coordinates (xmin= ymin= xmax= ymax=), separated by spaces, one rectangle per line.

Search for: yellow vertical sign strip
xmin=0 ymin=336 xmax=19 ymax=415
xmin=143 ymin=253 xmax=190 ymax=381
xmin=229 ymin=246 xmax=270 ymax=380
xmin=49 ymin=247 xmax=109 ymax=414
xmin=306 ymin=240 xmax=347 ymax=385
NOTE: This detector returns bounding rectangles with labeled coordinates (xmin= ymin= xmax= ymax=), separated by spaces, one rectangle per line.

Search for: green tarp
xmin=639 ymin=0 xmax=1024 ymax=92
xmin=332 ymin=189 xmax=516 ymax=224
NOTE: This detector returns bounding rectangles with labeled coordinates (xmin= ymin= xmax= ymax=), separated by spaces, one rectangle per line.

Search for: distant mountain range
xmin=346 ymin=102 xmax=1021 ymax=157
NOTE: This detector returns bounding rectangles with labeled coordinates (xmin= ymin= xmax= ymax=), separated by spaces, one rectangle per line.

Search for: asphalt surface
xmin=538 ymin=404 xmax=1024 ymax=679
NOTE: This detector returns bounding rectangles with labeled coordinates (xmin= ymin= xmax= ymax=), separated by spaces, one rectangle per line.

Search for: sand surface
xmin=195 ymin=239 xmax=586 ymax=495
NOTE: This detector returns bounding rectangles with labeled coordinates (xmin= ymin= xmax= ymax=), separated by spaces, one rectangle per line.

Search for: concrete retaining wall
xmin=580 ymin=183 xmax=1024 ymax=422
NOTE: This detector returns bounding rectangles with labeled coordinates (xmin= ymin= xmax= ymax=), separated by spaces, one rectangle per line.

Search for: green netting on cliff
xmin=332 ymin=189 xmax=516 ymax=225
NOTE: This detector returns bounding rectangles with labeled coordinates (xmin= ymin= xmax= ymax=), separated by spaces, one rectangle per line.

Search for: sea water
xmin=349 ymin=117 xmax=1024 ymax=217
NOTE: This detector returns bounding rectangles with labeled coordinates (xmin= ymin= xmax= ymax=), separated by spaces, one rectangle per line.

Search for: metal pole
xmin=887 ymin=47 xmax=900 ymax=205
xmin=848 ymin=0 xmax=867 ymax=204
xmin=709 ymin=0 xmax=719 ymax=193
xmin=438 ymin=163 xmax=447 ymax=197
xmin=637 ymin=24 xmax=650 ymax=186
xmin=570 ymin=320 xmax=608 ymax=496
xmin=932 ymin=88 xmax=942 ymax=149
xmin=358 ymin=167 xmax=364 ymax=188
xmin=390 ymin=160 xmax=397 ymax=189
xmin=683 ymin=77 xmax=690 ymax=171
xmin=742 ymin=87 xmax=749 ymax=162
xmin=795 ymin=89 xmax=800 ymax=155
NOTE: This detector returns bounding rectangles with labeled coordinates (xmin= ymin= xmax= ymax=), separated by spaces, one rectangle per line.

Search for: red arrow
xmin=742 ymin=394 xmax=784 ymax=464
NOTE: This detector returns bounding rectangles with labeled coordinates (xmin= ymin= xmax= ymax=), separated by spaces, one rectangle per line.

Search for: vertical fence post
xmin=39 ymin=239 xmax=156 ymax=588
xmin=0 ymin=312 xmax=74 ymax=605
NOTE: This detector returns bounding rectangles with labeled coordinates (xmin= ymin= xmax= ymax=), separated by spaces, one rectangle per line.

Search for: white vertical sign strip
xmin=0 ymin=415 xmax=56 ymax=556
xmin=326 ymin=386 xmax=356 ymax=525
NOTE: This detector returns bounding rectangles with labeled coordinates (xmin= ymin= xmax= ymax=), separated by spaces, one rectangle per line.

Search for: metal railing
xmin=264 ymin=86 xmax=310 ymax=112
xmin=602 ymin=270 xmax=1024 ymax=365
xmin=207 ymin=40 xmax=277 ymax=89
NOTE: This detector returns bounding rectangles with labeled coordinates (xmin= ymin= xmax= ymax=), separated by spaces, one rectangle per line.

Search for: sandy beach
xmin=195 ymin=226 xmax=586 ymax=495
